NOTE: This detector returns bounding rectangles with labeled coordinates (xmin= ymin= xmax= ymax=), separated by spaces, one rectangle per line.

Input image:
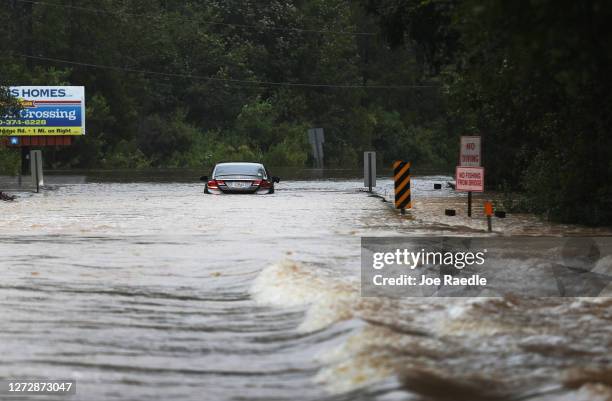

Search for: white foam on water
xmin=314 ymin=322 xmax=445 ymax=393
xmin=251 ymin=259 xmax=361 ymax=331
xmin=250 ymin=259 xmax=358 ymax=308
xmin=251 ymin=260 xmax=412 ymax=393
xmin=249 ymin=250 xmax=612 ymax=398
xmin=568 ymin=384 xmax=612 ymax=401
xmin=314 ymin=351 xmax=396 ymax=394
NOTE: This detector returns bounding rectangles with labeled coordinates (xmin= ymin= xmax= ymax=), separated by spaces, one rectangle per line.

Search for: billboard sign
xmin=1 ymin=86 xmax=85 ymax=136
xmin=459 ymin=136 xmax=481 ymax=166
xmin=456 ymin=166 xmax=484 ymax=192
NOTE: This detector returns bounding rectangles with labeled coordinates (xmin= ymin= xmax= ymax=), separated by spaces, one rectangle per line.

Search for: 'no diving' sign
xmin=459 ymin=136 xmax=481 ymax=166
xmin=393 ymin=160 xmax=411 ymax=210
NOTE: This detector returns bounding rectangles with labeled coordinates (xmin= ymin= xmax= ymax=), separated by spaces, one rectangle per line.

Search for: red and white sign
xmin=456 ymin=166 xmax=484 ymax=192
xmin=459 ymin=136 xmax=481 ymax=166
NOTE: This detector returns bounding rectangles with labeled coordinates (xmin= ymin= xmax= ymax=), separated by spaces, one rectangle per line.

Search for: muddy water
xmin=0 ymin=176 xmax=610 ymax=401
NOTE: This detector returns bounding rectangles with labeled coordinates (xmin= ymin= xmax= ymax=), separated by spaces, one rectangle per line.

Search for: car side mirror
xmin=272 ymin=176 xmax=280 ymax=183
xmin=200 ymin=175 xmax=208 ymax=182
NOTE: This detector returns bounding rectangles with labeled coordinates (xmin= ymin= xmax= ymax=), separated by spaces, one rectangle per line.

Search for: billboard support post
xmin=20 ymin=146 xmax=30 ymax=176
xmin=30 ymin=150 xmax=43 ymax=193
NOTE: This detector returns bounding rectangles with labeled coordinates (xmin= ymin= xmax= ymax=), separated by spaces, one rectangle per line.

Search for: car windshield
xmin=214 ymin=164 xmax=265 ymax=178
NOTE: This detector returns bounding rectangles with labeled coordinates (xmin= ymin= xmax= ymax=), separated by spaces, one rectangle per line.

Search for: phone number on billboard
xmin=0 ymin=119 xmax=47 ymax=126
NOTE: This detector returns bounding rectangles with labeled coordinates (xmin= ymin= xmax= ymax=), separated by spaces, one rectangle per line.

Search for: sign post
xmin=364 ymin=151 xmax=376 ymax=192
xmin=458 ymin=136 xmax=482 ymax=217
xmin=468 ymin=191 xmax=472 ymax=217
xmin=307 ymin=128 xmax=325 ymax=168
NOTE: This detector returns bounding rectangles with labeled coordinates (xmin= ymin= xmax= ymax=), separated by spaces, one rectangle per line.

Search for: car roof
xmin=215 ymin=162 xmax=264 ymax=167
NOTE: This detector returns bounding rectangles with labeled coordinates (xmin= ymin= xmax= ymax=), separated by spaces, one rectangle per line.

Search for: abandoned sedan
xmin=201 ymin=162 xmax=280 ymax=194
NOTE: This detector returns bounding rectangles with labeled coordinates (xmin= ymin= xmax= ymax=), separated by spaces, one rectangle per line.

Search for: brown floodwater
xmin=0 ymin=173 xmax=610 ymax=400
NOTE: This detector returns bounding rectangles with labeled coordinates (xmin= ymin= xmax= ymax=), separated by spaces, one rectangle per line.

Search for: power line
xmin=17 ymin=54 xmax=439 ymax=90
xmin=14 ymin=0 xmax=377 ymax=37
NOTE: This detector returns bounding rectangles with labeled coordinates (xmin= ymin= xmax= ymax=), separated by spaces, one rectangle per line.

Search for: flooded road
xmin=0 ymin=176 xmax=611 ymax=400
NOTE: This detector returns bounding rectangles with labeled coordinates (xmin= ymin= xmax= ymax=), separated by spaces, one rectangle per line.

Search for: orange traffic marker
xmin=484 ymin=201 xmax=493 ymax=217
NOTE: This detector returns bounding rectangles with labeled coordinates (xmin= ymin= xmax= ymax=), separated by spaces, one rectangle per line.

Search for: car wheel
xmin=269 ymin=186 xmax=275 ymax=194
xmin=204 ymin=185 xmax=210 ymax=194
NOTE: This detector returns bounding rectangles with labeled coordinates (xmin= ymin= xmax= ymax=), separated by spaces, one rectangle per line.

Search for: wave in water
xmin=251 ymin=259 xmax=612 ymax=400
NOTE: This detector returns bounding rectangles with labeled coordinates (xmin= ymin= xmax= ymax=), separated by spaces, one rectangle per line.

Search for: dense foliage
xmin=366 ymin=0 xmax=612 ymax=225
xmin=0 ymin=0 xmax=450 ymax=171
xmin=1 ymin=0 xmax=611 ymax=225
